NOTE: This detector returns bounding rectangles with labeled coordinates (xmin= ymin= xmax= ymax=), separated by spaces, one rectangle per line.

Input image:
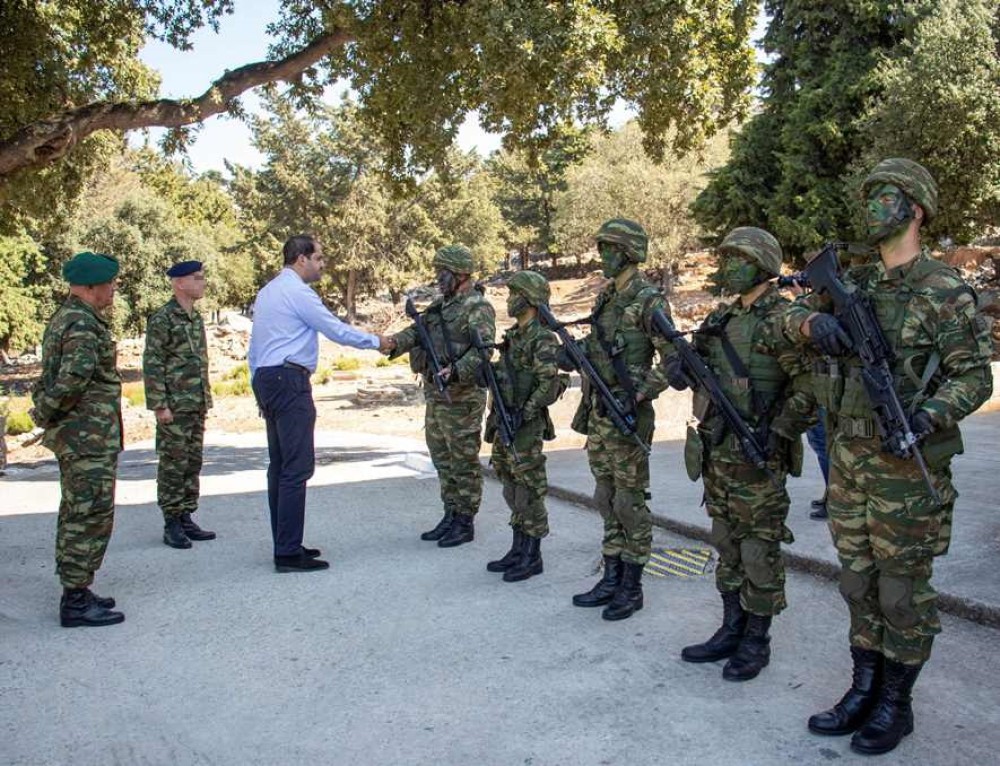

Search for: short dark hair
xmin=283 ymin=235 xmax=317 ymax=266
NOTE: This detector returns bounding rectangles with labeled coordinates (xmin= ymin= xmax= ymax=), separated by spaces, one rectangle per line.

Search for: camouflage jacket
xmin=31 ymin=296 xmax=123 ymax=456
xmin=143 ymin=297 xmax=213 ymax=414
xmin=783 ymin=249 xmax=992 ymax=436
xmin=582 ymin=271 xmax=675 ymax=402
xmin=391 ymin=287 xmax=496 ymax=403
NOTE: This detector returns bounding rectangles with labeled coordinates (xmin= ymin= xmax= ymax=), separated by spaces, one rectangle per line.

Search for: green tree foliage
xmin=553 ymin=122 xmax=731 ymax=273
xmin=854 ymin=0 xmax=1000 ymax=243
xmin=692 ymin=1 xmax=936 ymax=255
xmin=0 ymin=235 xmax=47 ymax=355
xmin=231 ymin=95 xmax=505 ymax=320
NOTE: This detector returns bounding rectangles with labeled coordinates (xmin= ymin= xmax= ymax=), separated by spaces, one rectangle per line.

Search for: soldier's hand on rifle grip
xmin=664 ymin=355 xmax=695 ymax=391
xmin=809 ymin=313 xmax=854 ymax=357
xmin=474 ymin=361 xmax=489 ymax=388
xmin=911 ymin=410 xmax=936 ymax=442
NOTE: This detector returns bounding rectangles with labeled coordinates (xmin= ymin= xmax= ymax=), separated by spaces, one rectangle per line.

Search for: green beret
xmin=62 ymin=251 xmax=119 ymax=286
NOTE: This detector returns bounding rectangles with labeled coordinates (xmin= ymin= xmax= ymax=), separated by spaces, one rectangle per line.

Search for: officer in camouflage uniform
xmin=143 ymin=260 xmax=216 ymax=549
xmin=390 ymin=245 xmax=496 ymax=547
xmin=31 ymin=252 xmax=125 ymax=628
xmin=668 ymin=227 xmax=811 ymax=681
xmin=569 ymin=219 xmax=675 ymax=621
xmin=786 ymin=159 xmax=992 ymax=754
xmin=482 ymin=271 xmax=567 ymax=582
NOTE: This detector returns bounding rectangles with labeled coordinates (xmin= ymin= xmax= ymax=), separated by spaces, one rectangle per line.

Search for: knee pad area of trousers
xmin=594 ymin=481 xmax=615 ymax=512
xmin=879 ymin=575 xmax=920 ymax=630
xmin=839 ymin=569 xmax=873 ymax=608
xmin=740 ymin=538 xmax=778 ymax=587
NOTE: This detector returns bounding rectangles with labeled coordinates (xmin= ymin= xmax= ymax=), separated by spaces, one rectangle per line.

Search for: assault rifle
xmin=470 ymin=328 xmax=520 ymax=463
xmin=649 ymin=308 xmax=778 ymax=487
xmin=405 ymin=296 xmax=451 ymax=403
xmin=804 ymin=243 xmax=942 ymax=505
xmin=537 ymin=303 xmax=650 ymax=455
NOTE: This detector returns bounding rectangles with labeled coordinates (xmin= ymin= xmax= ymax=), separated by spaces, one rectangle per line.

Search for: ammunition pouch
xmin=684 ymin=424 xmax=704 ymax=482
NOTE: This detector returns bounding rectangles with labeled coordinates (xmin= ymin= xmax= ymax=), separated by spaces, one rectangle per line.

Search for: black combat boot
xmin=163 ymin=517 xmax=192 ymax=549
xmin=808 ymin=647 xmax=883 ymax=736
xmin=60 ymin=588 xmax=125 ymax=628
xmin=420 ymin=511 xmax=454 ymax=541
xmin=180 ymin=512 xmax=216 ymax=541
xmin=681 ymin=591 xmax=747 ymax=663
xmin=87 ymin=588 xmax=115 ymax=609
xmin=722 ymin=614 xmax=772 ymax=681
xmin=487 ymin=528 xmax=524 ymax=572
xmin=572 ymin=556 xmax=623 ymax=607
xmin=503 ymin=535 xmax=543 ymax=582
xmin=850 ymin=659 xmax=921 ymax=755
xmin=438 ymin=514 xmax=474 ymax=548
xmin=601 ymin=561 xmax=644 ymax=621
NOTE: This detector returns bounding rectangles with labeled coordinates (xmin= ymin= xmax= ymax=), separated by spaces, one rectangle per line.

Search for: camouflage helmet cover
xmin=595 ymin=218 xmax=648 ymax=263
xmin=433 ymin=244 xmax=475 ymax=274
xmin=862 ymin=158 xmax=938 ymax=222
xmin=506 ymin=270 xmax=551 ymax=307
xmin=719 ymin=227 xmax=783 ymax=277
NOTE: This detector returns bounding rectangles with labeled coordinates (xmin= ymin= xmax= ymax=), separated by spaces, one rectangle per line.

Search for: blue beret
xmin=166 ymin=260 xmax=203 ymax=278
xmin=62 ymin=251 xmax=119 ymax=286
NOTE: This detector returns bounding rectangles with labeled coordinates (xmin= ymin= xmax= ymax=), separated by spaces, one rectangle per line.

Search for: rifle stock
xmin=470 ymin=328 xmax=520 ymax=463
xmin=405 ymin=296 xmax=452 ymax=403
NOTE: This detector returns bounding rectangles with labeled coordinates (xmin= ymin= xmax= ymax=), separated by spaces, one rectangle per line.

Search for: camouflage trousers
xmin=586 ymin=399 xmax=655 ymax=565
xmin=828 ymin=432 xmax=957 ymax=666
xmin=425 ymin=394 xmax=486 ymax=518
xmin=56 ymin=452 xmax=118 ymax=588
xmin=491 ymin=418 xmax=549 ymax=539
xmin=703 ymin=457 xmax=792 ymax=616
xmin=156 ymin=411 xmax=206 ymax=519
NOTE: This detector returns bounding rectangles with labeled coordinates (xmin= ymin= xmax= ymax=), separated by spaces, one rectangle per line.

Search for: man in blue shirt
xmin=249 ymin=235 xmax=394 ymax=572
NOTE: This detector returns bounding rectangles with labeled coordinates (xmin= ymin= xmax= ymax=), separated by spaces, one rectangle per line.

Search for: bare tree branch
xmin=0 ymin=29 xmax=352 ymax=179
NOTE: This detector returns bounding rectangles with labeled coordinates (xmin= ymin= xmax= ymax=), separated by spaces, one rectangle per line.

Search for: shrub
xmin=5 ymin=410 xmax=34 ymax=435
xmin=333 ymin=356 xmax=362 ymax=371
xmin=122 ymin=382 xmax=146 ymax=407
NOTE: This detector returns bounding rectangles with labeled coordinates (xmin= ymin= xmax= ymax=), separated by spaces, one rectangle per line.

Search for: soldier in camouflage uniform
xmin=481 ymin=271 xmax=567 ymax=582
xmin=668 ymin=227 xmax=811 ymax=681
xmin=390 ymin=245 xmax=496 ymax=547
xmin=31 ymin=252 xmax=125 ymax=628
xmin=569 ymin=219 xmax=676 ymax=621
xmin=786 ymin=159 xmax=992 ymax=754
xmin=143 ymin=260 xmax=216 ymax=549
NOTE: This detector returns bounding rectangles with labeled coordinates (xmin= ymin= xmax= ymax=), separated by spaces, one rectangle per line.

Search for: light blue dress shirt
xmin=248 ymin=268 xmax=379 ymax=374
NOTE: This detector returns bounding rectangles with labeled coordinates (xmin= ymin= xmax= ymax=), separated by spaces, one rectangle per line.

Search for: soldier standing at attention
xmin=389 ymin=245 xmax=496 ymax=548
xmin=668 ymin=227 xmax=811 ymax=681
xmin=569 ymin=219 xmax=675 ymax=621
xmin=31 ymin=251 xmax=125 ymax=627
xmin=481 ymin=271 xmax=567 ymax=581
xmin=143 ymin=260 xmax=216 ymax=549
xmin=788 ymin=159 xmax=992 ymax=755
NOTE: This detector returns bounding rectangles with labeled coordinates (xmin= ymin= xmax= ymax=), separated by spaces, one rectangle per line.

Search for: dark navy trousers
xmin=252 ymin=365 xmax=316 ymax=557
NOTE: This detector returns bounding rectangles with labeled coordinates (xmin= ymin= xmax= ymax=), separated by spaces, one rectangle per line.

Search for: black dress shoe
xmin=274 ymin=554 xmax=330 ymax=572
xmin=180 ymin=512 xmax=216 ymax=541
xmin=301 ymin=546 xmax=322 ymax=558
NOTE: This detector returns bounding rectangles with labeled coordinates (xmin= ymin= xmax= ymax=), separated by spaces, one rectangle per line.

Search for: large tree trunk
xmin=0 ymin=30 xmax=351 ymax=179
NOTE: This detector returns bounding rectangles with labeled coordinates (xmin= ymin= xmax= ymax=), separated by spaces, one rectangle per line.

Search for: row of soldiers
xmin=386 ymin=158 xmax=992 ymax=757
xmin=29 ymin=157 xmax=991 ymax=758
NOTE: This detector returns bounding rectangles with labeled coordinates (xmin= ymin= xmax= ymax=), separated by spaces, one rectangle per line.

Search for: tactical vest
xmin=409 ymin=291 xmax=485 ymax=385
xmin=828 ymin=258 xmax=965 ymax=464
xmin=584 ymin=281 xmax=660 ymax=398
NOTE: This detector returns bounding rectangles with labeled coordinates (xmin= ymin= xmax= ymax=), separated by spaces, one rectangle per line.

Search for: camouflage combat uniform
xmin=391 ymin=249 xmax=496 ymax=532
xmin=32 ymin=295 xmax=123 ymax=589
xmin=143 ymin=297 xmax=213 ymax=521
xmin=786 ymin=250 xmax=992 ymax=665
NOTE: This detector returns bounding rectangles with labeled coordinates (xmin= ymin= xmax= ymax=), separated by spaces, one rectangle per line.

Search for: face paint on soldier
xmin=709 ymin=253 xmax=760 ymax=296
xmin=866 ymin=183 xmax=914 ymax=244
xmin=507 ymin=292 xmax=530 ymax=318
xmin=437 ymin=268 xmax=459 ymax=297
xmin=598 ymin=241 xmax=627 ymax=278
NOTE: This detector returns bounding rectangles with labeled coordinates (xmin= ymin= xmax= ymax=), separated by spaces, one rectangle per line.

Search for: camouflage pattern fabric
xmin=155 ymin=413 xmax=206 ymax=519
xmin=784 ymin=249 xmax=993 ymax=664
xmin=391 ymin=287 xmax=496 ymax=403
xmin=32 ymin=296 xmax=123 ymax=588
xmin=55 ymin=454 xmax=117 ymax=588
xmin=488 ymin=318 xmax=564 ymax=539
xmin=142 ymin=297 xmax=213 ymax=414
xmin=425 ymin=396 xmax=486 ymax=518
xmin=433 ymin=244 xmax=475 ymax=274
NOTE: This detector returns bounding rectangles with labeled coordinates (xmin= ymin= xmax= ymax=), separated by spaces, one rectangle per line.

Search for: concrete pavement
xmin=2 ymin=429 xmax=1000 ymax=765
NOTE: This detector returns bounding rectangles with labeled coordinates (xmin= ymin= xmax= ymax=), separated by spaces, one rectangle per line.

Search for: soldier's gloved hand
xmin=809 ymin=314 xmax=854 ymax=356
xmin=474 ymin=361 xmax=490 ymax=388
xmin=509 ymin=409 xmax=524 ymax=435
xmin=911 ymin=409 xmax=936 ymax=441
xmin=555 ymin=346 xmax=575 ymax=372
xmin=664 ymin=356 xmax=696 ymax=391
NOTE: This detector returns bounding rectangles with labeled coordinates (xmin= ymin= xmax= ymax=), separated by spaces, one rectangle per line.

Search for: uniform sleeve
xmin=33 ymin=322 xmax=98 ymax=425
xmin=764 ymin=307 xmax=817 ymax=437
xmin=521 ymin=331 xmax=561 ymax=420
xmin=636 ymin=293 xmax=677 ymax=400
xmin=389 ymin=324 xmax=419 ymax=357
xmin=921 ymin=289 xmax=993 ymax=429
xmin=779 ymin=292 xmax=832 ymax=346
xmin=454 ymin=299 xmax=496 ymax=383
xmin=142 ymin=312 xmax=170 ymax=411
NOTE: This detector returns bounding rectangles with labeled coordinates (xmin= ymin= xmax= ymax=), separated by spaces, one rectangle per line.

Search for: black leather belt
xmin=282 ymin=360 xmax=311 ymax=374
